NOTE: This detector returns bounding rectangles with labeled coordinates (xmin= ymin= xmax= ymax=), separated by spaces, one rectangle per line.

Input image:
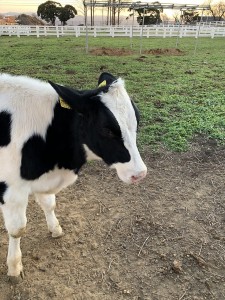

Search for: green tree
xmin=128 ymin=7 xmax=162 ymax=25
xmin=181 ymin=11 xmax=200 ymax=24
xmin=58 ymin=5 xmax=77 ymax=25
xmin=37 ymin=1 xmax=62 ymax=25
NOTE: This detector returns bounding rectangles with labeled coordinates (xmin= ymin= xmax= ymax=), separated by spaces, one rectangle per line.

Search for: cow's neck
xmin=47 ymin=103 xmax=87 ymax=172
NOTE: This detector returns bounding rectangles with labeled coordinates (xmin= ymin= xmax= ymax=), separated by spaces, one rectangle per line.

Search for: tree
xmin=58 ymin=5 xmax=77 ymax=25
xmin=173 ymin=10 xmax=181 ymax=23
xmin=181 ymin=10 xmax=200 ymax=24
xmin=37 ymin=1 xmax=61 ymax=25
xmin=208 ymin=0 xmax=225 ymax=20
xmin=129 ymin=7 xmax=162 ymax=25
xmin=113 ymin=0 xmax=133 ymax=25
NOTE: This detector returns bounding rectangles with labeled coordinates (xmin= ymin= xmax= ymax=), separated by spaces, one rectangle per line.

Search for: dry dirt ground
xmin=0 ymin=139 xmax=225 ymax=300
xmin=90 ymin=47 xmax=185 ymax=56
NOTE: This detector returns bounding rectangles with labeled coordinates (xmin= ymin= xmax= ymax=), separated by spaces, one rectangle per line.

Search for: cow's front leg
xmin=35 ymin=193 xmax=63 ymax=238
xmin=7 ymin=236 xmax=23 ymax=278
xmin=1 ymin=193 xmax=28 ymax=277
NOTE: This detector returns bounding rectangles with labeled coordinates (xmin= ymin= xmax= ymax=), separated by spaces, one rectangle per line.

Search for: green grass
xmin=0 ymin=36 xmax=224 ymax=151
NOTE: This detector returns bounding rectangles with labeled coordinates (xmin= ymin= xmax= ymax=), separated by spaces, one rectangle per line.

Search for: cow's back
xmin=0 ymin=74 xmax=58 ymax=185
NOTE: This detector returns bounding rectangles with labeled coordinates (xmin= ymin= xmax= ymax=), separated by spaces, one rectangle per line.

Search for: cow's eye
xmin=101 ymin=127 xmax=116 ymax=138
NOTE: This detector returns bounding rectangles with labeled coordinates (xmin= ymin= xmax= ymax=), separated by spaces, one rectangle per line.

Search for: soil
xmin=144 ymin=48 xmax=185 ymax=56
xmin=90 ymin=47 xmax=134 ymax=56
xmin=0 ymin=138 xmax=225 ymax=300
xmin=90 ymin=48 xmax=185 ymax=56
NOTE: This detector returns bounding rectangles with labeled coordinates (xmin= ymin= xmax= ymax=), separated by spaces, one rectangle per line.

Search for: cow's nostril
xmin=131 ymin=170 xmax=147 ymax=183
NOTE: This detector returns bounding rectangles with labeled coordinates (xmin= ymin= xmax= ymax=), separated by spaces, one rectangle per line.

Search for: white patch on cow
xmin=30 ymin=167 xmax=78 ymax=194
xmin=99 ymin=79 xmax=147 ymax=184
xmin=0 ymin=73 xmax=57 ymax=148
xmin=83 ymin=144 xmax=101 ymax=161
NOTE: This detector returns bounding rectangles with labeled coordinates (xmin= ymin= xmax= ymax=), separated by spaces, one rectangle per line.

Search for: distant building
xmin=0 ymin=16 xmax=17 ymax=25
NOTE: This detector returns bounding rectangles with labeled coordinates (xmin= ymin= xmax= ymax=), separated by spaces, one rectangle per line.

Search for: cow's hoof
xmin=51 ymin=225 xmax=63 ymax=238
xmin=8 ymin=271 xmax=24 ymax=284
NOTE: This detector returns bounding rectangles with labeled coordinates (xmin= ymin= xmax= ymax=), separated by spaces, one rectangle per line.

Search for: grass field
xmin=0 ymin=36 xmax=224 ymax=151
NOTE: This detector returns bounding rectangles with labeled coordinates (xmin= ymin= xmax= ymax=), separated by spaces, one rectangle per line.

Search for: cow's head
xmin=49 ymin=73 xmax=147 ymax=184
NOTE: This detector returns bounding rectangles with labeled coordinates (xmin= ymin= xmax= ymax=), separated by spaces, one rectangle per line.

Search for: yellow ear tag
xmin=59 ymin=97 xmax=72 ymax=109
xmin=98 ymin=80 xmax=107 ymax=88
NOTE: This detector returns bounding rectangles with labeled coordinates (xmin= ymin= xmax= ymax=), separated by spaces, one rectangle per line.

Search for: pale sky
xmin=1 ymin=0 xmax=82 ymax=13
xmin=1 ymin=0 xmax=207 ymax=14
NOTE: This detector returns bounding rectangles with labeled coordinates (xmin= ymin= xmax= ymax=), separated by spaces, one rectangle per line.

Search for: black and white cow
xmin=0 ymin=72 xmax=147 ymax=278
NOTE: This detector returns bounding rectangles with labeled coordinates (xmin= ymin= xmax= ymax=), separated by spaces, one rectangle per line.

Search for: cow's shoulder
xmin=20 ymin=103 xmax=86 ymax=181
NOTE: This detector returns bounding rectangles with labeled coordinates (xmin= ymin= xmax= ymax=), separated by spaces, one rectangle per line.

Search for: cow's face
xmin=49 ymin=73 xmax=147 ymax=184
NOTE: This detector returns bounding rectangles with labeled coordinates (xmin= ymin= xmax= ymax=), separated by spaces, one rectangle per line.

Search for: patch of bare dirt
xmin=90 ymin=47 xmax=185 ymax=57
xmin=144 ymin=48 xmax=185 ymax=56
xmin=90 ymin=47 xmax=134 ymax=56
xmin=0 ymin=140 xmax=225 ymax=299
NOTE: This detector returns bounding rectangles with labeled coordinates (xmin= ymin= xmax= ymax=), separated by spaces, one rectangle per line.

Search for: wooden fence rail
xmin=0 ymin=25 xmax=225 ymax=38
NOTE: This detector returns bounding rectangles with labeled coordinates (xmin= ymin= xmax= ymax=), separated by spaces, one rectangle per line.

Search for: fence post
xmin=17 ymin=26 xmax=20 ymax=38
xmin=139 ymin=9 xmax=145 ymax=55
xmin=56 ymin=26 xmax=59 ymax=38
xmin=211 ymin=27 xmax=215 ymax=38
xmin=36 ymin=26 xmax=39 ymax=38
xmin=74 ymin=26 xmax=78 ymax=37
xmin=179 ymin=26 xmax=183 ymax=38
xmin=194 ymin=9 xmax=204 ymax=56
xmin=163 ymin=28 xmax=166 ymax=38
xmin=129 ymin=25 xmax=132 ymax=38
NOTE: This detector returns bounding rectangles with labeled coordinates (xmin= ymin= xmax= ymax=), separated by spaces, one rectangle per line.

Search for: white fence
xmin=1 ymin=25 xmax=225 ymax=38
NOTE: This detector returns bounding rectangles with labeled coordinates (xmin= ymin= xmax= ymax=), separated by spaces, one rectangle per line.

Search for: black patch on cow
xmin=83 ymin=101 xmax=131 ymax=166
xmin=0 ymin=182 xmax=7 ymax=204
xmin=48 ymin=79 xmax=131 ymax=167
xmin=0 ymin=111 xmax=11 ymax=146
xmin=20 ymin=103 xmax=86 ymax=180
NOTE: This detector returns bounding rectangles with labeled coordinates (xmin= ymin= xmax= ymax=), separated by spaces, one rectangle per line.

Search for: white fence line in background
xmin=0 ymin=25 xmax=225 ymax=38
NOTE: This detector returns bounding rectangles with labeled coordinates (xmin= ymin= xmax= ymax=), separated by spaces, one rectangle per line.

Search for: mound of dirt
xmin=17 ymin=14 xmax=45 ymax=25
xmin=90 ymin=47 xmax=185 ymax=57
xmin=90 ymin=47 xmax=134 ymax=56
xmin=145 ymin=48 xmax=185 ymax=56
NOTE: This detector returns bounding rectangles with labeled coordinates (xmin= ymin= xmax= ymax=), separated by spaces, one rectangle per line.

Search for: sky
xmin=1 ymin=0 xmax=207 ymax=14
xmin=1 ymin=0 xmax=81 ymax=13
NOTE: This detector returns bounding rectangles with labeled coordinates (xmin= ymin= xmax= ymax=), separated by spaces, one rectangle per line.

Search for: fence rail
xmin=1 ymin=25 xmax=225 ymax=38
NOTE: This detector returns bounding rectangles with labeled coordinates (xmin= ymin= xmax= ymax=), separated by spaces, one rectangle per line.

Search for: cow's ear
xmin=49 ymin=81 xmax=84 ymax=111
xmin=49 ymin=81 xmax=102 ymax=112
xmin=98 ymin=72 xmax=117 ymax=87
